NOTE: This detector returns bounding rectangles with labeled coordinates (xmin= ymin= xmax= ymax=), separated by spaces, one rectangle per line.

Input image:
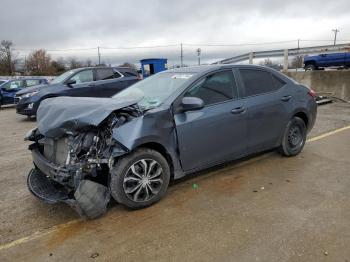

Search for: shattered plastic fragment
xmin=192 ymin=183 xmax=199 ymax=189
xmin=73 ymin=180 xmax=111 ymax=219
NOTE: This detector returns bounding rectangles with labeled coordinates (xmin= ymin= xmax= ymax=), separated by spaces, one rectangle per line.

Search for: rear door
xmin=118 ymin=69 xmax=139 ymax=87
xmin=25 ymin=79 xmax=42 ymax=88
xmin=93 ymin=68 xmax=126 ymax=97
xmin=318 ymin=53 xmax=345 ymax=67
xmin=236 ymin=68 xmax=289 ymax=153
xmin=174 ymin=70 xmax=248 ymax=171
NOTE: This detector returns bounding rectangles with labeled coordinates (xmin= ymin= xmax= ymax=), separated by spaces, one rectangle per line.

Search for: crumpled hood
xmin=37 ymin=96 xmax=141 ymax=137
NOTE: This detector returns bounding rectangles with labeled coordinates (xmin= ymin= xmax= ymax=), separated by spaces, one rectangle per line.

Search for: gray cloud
xmin=1 ymin=0 xmax=349 ymax=65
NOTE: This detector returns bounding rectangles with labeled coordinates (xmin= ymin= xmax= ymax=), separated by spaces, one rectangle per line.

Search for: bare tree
xmin=0 ymin=40 xmax=16 ymax=75
xmin=25 ymin=49 xmax=53 ymax=75
xmin=85 ymin=59 xmax=92 ymax=67
xmin=51 ymin=57 xmax=66 ymax=74
xmin=290 ymin=56 xmax=304 ymax=69
xmin=67 ymin=57 xmax=83 ymax=69
xmin=119 ymin=62 xmax=138 ymax=70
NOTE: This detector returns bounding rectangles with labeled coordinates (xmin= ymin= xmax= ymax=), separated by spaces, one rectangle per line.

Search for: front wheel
xmin=110 ymin=148 xmax=170 ymax=209
xmin=279 ymin=117 xmax=307 ymax=157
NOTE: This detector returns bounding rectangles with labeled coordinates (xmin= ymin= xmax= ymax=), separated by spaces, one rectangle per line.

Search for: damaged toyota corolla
xmin=25 ymin=65 xmax=317 ymax=218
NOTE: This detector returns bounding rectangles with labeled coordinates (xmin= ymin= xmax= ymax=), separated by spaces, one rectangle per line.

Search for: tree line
xmin=0 ymin=40 xmax=137 ymax=76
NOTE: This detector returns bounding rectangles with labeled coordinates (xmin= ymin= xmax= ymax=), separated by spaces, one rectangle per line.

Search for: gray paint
xmin=37 ymin=96 xmax=141 ymax=137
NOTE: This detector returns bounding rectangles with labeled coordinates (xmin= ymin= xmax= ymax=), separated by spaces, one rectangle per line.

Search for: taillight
xmin=308 ymin=88 xmax=317 ymax=98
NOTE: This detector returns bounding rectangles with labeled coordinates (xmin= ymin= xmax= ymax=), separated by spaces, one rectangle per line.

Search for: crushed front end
xmin=26 ymin=98 xmax=142 ymax=219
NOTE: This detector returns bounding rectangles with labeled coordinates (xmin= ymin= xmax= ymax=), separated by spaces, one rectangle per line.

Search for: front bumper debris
xmin=27 ymin=168 xmax=111 ymax=219
xmin=27 ymin=168 xmax=70 ymax=204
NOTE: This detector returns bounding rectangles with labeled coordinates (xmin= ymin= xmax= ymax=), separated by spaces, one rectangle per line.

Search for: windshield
xmin=51 ymin=70 xmax=77 ymax=84
xmin=113 ymin=72 xmax=194 ymax=110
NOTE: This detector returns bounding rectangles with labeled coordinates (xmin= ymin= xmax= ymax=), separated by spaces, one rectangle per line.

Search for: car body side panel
xmin=242 ymin=88 xmax=290 ymax=152
xmin=111 ymin=107 xmax=185 ymax=179
xmin=174 ymin=100 xmax=248 ymax=172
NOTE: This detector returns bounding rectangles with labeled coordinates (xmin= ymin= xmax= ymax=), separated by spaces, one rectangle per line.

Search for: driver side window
xmin=69 ymin=70 xmax=93 ymax=84
xmin=2 ymin=81 xmax=22 ymax=90
xmin=185 ymin=70 xmax=237 ymax=106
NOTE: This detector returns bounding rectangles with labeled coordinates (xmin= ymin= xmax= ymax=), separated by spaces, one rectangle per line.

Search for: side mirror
xmin=181 ymin=97 xmax=204 ymax=112
xmin=65 ymin=79 xmax=76 ymax=87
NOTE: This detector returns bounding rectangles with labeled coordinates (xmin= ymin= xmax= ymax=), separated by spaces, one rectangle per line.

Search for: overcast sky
xmin=1 ymin=0 xmax=349 ymax=65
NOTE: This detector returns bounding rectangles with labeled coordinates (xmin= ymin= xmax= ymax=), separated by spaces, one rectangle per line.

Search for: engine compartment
xmin=27 ymin=105 xmax=143 ymax=218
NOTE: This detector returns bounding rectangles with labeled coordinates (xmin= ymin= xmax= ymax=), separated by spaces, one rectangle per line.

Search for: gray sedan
xmin=26 ymin=64 xmax=317 ymax=218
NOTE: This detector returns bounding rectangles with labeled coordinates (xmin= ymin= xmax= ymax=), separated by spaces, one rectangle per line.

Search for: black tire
xmin=110 ymin=148 xmax=170 ymax=209
xmin=305 ymin=64 xmax=316 ymax=71
xmin=279 ymin=117 xmax=307 ymax=157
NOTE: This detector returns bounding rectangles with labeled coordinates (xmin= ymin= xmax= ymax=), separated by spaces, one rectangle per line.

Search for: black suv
xmin=15 ymin=66 xmax=139 ymax=116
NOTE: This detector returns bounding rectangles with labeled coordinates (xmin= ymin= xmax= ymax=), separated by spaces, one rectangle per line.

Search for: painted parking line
xmin=1 ymin=124 xmax=350 ymax=252
xmin=0 ymin=219 xmax=82 ymax=251
xmin=307 ymin=125 xmax=350 ymax=143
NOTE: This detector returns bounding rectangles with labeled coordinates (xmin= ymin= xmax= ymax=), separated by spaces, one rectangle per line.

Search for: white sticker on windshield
xmin=171 ymin=74 xmax=193 ymax=79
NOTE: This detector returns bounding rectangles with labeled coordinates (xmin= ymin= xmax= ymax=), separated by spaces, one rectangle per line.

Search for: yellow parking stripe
xmin=0 ymin=219 xmax=81 ymax=251
xmin=1 ymin=124 xmax=350 ymax=251
xmin=307 ymin=125 xmax=350 ymax=142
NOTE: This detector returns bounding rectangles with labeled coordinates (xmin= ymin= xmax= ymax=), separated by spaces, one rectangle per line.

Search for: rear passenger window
xmin=96 ymin=68 xmax=115 ymax=80
xmin=122 ymin=71 xmax=137 ymax=77
xmin=240 ymin=69 xmax=285 ymax=97
xmin=185 ymin=70 xmax=237 ymax=106
xmin=26 ymin=79 xmax=40 ymax=87
xmin=113 ymin=71 xmax=122 ymax=78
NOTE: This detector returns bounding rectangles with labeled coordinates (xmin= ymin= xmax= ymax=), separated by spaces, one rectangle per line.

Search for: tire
xmin=110 ymin=148 xmax=170 ymax=209
xmin=305 ymin=64 xmax=316 ymax=71
xmin=279 ymin=117 xmax=307 ymax=157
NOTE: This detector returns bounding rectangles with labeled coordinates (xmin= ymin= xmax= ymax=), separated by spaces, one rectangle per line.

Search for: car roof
xmin=164 ymin=64 xmax=274 ymax=74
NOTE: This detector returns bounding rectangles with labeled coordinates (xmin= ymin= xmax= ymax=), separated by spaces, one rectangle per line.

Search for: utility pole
xmin=97 ymin=46 xmax=101 ymax=65
xmin=180 ymin=43 xmax=183 ymax=67
xmin=297 ymin=39 xmax=300 ymax=49
xmin=196 ymin=48 xmax=201 ymax=65
xmin=332 ymin=29 xmax=340 ymax=46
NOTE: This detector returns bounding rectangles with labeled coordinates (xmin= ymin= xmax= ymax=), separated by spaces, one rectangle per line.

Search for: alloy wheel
xmin=123 ymin=159 xmax=164 ymax=202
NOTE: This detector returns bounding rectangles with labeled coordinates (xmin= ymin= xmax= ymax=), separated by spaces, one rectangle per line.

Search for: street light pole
xmin=196 ymin=48 xmax=201 ymax=65
xmin=98 ymin=46 xmax=101 ymax=65
xmin=332 ymin=29 xmax=340 ymax=46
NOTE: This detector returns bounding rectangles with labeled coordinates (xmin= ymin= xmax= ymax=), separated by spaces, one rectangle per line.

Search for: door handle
xmin=281 ymin=95 xmax=292 ymax=102
xmin=231 ymin=107 xmax=245 ymax=114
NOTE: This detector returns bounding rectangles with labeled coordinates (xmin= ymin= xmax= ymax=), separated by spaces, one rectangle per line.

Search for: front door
xmin=1 ymin=80 xmax=24 ymax=104
xmin=61 ymin=69 xmax=94 ymax=97
xmin=174 ymin=70 xmax=248 ymax=171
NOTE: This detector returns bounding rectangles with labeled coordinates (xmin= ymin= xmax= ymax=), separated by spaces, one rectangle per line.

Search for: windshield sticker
xmin=171 ymin=74 xmax=193 ymax=79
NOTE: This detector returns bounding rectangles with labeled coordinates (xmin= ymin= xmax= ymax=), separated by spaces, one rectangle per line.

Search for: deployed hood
xmin=37 ymin=96 xmax=142 ymax=137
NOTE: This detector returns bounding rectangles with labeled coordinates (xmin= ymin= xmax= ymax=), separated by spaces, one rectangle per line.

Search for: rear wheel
xmin=305 ymin=64 xmax=316 ymax=71
xmin=279 ymin=117 xmax=307 ymax=156
xmin=110 ymin=148 xmax=170 ymax=209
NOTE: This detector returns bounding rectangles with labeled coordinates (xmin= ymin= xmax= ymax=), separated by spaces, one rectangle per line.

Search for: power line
xmin=13 ymin=47 xmax=98 ymax=52
xmin=99 ymin=44 xmax=180 ymax=50
xmin=12 ymin=39 xmax=350 ymax=53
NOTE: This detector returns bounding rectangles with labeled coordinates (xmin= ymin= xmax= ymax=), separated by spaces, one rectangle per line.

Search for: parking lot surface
xmin=1 ymin=103 xmax=350 ymax=261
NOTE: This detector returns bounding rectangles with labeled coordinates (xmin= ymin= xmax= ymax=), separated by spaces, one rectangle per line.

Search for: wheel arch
xmin=293 ymin=111 xmax=309 ymax=128
xmin=135 ymin=142 xmax=176 ymax=181
xmin=304 ymin=60 xmax=316 ymax=66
